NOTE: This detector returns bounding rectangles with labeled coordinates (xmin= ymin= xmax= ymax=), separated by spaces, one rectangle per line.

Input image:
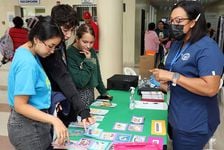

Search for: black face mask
xmin=171 ymin=24 xmax=186 ymax=41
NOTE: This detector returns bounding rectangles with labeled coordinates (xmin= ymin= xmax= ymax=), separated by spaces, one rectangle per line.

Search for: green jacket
xmin=67 ymin=45 xmax=107 ymax=96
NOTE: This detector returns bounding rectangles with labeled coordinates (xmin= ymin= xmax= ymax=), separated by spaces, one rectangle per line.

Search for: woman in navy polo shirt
xmin=151 ymin=1 xmax=224 ymax=149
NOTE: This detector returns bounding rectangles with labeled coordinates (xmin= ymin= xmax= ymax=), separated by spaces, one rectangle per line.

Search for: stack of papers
xmin=141 ymin=91 xmax=164 ymax=102
xmin=134 ymin=101 xmax=168 ymax=110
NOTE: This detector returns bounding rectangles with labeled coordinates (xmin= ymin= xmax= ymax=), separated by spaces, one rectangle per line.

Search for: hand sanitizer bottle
xmin=138 ymin=75 xmax=144 ymax=88
xmin=129 ymin=87 xmax=135 ymax=110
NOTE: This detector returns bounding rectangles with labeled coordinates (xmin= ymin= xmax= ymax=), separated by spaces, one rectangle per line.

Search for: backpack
xmin=0 ymin=29 xmax=14 ymax=64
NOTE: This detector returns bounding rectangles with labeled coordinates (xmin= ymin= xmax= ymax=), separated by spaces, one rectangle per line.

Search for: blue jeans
xmin=8 ymin=109 xmax=53 ymax=150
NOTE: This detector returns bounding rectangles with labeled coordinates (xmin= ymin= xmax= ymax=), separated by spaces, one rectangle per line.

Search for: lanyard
xmin=169 ymin=43 xmax=190 ymax=71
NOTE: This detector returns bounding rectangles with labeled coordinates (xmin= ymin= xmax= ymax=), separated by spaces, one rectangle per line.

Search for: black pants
xmin=155 ymin=45 xmax=164 ymax=67
xmin=57 ymin=105 xmax=78 ymax=127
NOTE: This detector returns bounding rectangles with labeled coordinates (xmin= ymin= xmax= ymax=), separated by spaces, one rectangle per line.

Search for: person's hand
xmin=97 ymin=95 xmax=113 ymax=101
xmin=160 ymin=81 xmax=169 ymax=92
xmin=107 ymin=95 xmax=113 ymax=99
xmin=52 ymin=117 xmax=69 ymax=145
xmin=150 ymin=68 xmax=173 ymax=82
xmin=80 ymin=49 xmax=91 ymax=59
xmin=104 ymin=94 xmax=113 ymax=100
xmin=82 ymin=116 xmax=95 ymax=126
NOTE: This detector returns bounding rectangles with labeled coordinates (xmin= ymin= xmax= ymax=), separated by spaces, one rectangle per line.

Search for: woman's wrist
xmin=171 ymin=72 xmax=180 ymax=86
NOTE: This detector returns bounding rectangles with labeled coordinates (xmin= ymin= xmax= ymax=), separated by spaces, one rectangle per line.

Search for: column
xmin=97 ymin=0 xmax=123 ymax=85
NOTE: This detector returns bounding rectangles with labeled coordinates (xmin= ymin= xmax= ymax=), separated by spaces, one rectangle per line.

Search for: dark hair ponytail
xmin=28 ymin=16 xmax=63 ymax=43
xmin=76 ymin=24 xmax=95 ymax=39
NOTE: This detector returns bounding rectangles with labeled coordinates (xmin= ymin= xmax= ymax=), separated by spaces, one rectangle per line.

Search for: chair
xmin=123 ymin=67 xmax=137 ymax=76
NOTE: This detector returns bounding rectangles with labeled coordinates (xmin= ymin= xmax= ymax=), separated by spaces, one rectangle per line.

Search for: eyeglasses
xmin=42 ymin=41 xmax=57 ymax=50
xmin=168 ymin=16 xmax=189 ymax=24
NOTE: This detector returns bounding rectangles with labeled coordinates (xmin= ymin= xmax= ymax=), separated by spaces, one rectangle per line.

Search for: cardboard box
xmin=139 ymin=55 xmax=155 ymax=79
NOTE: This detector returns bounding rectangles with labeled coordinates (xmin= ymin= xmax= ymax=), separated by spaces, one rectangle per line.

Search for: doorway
xmin=140 ymin=9 xmax=145 ymax=56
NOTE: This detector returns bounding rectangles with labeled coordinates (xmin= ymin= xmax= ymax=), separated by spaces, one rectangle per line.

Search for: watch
xmin=172 ymin=72 xmax=180 ymax=86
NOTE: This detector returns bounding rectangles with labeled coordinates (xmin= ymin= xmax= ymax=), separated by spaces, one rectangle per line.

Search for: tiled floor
xmin=0 ymin=136 xmax=14 ymax=150
xmin=0 ymin=104 xmax=14 ymax=150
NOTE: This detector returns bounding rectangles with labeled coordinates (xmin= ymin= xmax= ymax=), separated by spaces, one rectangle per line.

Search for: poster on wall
xmin=19 ymin=0 xmax=40 ymax=4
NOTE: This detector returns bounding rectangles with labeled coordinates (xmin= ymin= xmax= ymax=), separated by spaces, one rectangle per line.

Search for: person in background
xmin=155 ymin=20 xmax=170 ymax=66
xmin=83 ymin=11 xmax=99 ymax=53
xmin=1 ymin=16 xmax=28 ymax=65
xmin=151 ymin=1 xmax=224 ymax=149
xmin=9 ymin=16 xmax=28 ymax=52
xmin=67 ymin=24 xmax=112 ymax=107
xmin=144 ymin=22 xmax=160 ymax=67
xmin=39 ymin=4 xmax=94 ymax=127
xmin=7 ymin=16 xmax=67 ymax=150
xmin=207 ymin=22 xmax=215 ymax=39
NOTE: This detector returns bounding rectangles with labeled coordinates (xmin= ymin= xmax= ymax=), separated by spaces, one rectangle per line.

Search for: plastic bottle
xmin=129 ymin=87 xmax=135 ymax=110
xmin=138 ymin=75 xmax=145 ymax=89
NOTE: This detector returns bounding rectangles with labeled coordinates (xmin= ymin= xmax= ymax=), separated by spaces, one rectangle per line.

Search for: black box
xmin=137 ymin=86 xmax=161 ymax=95
xmin=107 ymin=74 xmax=138 ymax=91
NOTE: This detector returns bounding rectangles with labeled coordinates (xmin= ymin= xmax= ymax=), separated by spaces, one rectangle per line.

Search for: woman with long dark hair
xmin=151 ymin=1 xmax=224 ymax=149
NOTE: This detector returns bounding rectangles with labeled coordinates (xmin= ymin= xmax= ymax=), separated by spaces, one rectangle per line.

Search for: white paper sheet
xmin=134 ymin=101 xmax=168 ymax=110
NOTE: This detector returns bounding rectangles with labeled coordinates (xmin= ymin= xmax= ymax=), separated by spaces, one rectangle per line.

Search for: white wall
xmin=123 ymin=0 xmax=136 ymax=67
xmin=134 ymin=0 xmax=150 ymax=64
xmin=123 ymin=0 xmax=152 ymax=67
